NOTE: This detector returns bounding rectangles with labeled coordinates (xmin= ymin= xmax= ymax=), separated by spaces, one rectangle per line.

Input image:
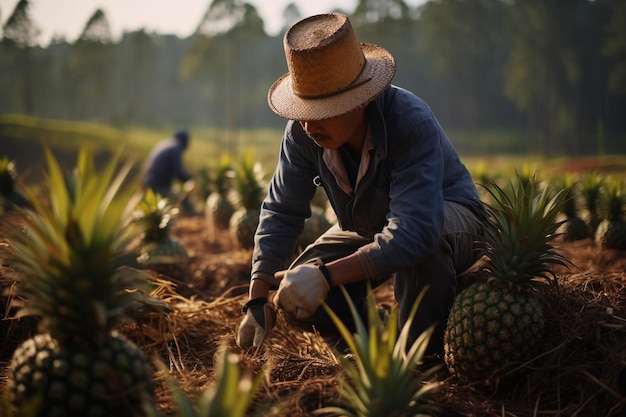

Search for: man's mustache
xmin=307 ymin=132 xmax=330 ymax=141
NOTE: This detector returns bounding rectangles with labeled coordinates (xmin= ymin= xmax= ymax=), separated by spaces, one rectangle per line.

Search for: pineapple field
xmin=0 ymin=149 xmax=625 ymax=417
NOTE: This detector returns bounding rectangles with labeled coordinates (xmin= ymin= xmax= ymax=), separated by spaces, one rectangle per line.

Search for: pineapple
xmin=205 ymin=154 xmax=235 ymax=244
xmin=320 ymin=285 xmax=441 ymax=417
xmin=595 ymin=177 xmax=626 ymax=250
xmin=560 ymin=174 xmax=590 ymax=241
xmin=580 ymin=170 xmax=604 ymax=236
xmin=2 ymin=146 xmax=156 ymax=416
xmin=444 ymin=173 xmax=569 ymax=384
xmin=228 ymin=151 xmax=266 ymax=250
xmin=296 ymin=205 xmax=332 ymax=250
xmin=133 ymin=188 xmax=190 ymax=281
xmin=296 ymin=187 xmax=333 ymax=250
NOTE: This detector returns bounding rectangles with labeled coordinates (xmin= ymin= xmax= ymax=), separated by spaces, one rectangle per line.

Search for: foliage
xmin=156 ymin=348 xmax=264 ymax=417
xmin=1 ymin=0 xmax=39 ymax=47
xmin=479 ymin=173 xmax=570 ymax=288
xmin=602 ymin=0 xmax=626 ymax=95
xmin=1 ymin=0 xmax=626 ymax=152
xmin=319 ymin=285 xmax=441 ymax=417
xmin=231 ymin=149 xmax=266 ymax=211
xmin=133 ymin=188 xmax=180 ymax=241
xmin=78 ymin=8 xmax=112 ymax=44
xmin=1 ymin=145 xmax=149 ymax=341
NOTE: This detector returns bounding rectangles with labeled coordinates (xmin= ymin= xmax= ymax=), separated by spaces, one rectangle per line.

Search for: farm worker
xmin=237 ymin=13 xmax=485 ymax=356
xmin=142 ymin=129 xmax=192 ymax=198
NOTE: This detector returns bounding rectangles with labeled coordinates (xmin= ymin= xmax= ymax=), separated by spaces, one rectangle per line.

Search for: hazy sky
xmin=0 ymin=0 xmax=426 ymax=45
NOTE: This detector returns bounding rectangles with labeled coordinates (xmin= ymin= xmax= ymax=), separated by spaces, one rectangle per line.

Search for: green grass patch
xmin=2 ymin=114 xmax=624 ymax=189
xmin=0 ymin=114 xmax=284 ymax=185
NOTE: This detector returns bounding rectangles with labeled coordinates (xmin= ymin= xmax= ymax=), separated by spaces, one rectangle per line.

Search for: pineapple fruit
xmin=595 ymin=177 xmax=626 ymax=250
xmin=1 ymin=146 xmax=156 ymax=416
xmin=296 ymin=205 xmax=332 ymax=250
xmin=205 ymin=154 xmax=235 ymax=244
xmin=296 ymin=187 xmax=333 ymax=250
xmin=228 ymin=151 xmax=266 ymax=250
xmin=444 ymin=173 xmax=569 ymax=384
xmin=133 ymin=188 xmax=190 ymax=281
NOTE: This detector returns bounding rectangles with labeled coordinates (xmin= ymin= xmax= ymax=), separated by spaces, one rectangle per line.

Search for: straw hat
xmin=268 ymin=13 xmax=396 ymax=121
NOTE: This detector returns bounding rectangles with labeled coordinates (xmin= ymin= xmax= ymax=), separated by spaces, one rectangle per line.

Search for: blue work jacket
xmin=252 ymin=85 xmax=484 ymax=285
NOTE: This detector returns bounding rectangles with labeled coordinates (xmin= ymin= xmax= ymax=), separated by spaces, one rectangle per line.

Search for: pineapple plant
xmin=560 ymin=174 xmax=590 ymax=241
xmin=133 ymin=188 xmax=190 ymax=281
xmin=296 ymin=187 xmax=333 ymax=250
xmin=228 ymin=151 xmax=266 ymax=250
xmin=580 ymin=170 xmax=604 ymax=236
xmin=444 ymin=173 xmax=569 ymax=384
xmin=1 ymin=146 xmax=156 ymax=417
xmin=296 ymin=205 xmax=332 ymax=250
xmin=320 ymin=285 xmax=441 ymax=417
xmin=595 ymin=177 xmax=626 ymax=250
xmin=160 ymin=347 xmax=264 ymax=417
xmin=205 ymin=154 xmax=235 ymax=243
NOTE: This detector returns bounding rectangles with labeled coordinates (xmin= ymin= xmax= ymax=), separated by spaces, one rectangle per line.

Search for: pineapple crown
xmin=600 ymin=177 xmax=625 ymax=222
xmin=232 ymin=150 xmax=266 ymax=211
xmin=560 ymin=174 xmax=581 ymax=219
xmin=0 ymin=146 xmax=152 ymax=345
xmin=480 ymin=172 xmax=571 ymax=289
xmin=211 ymin=154 xmax=235 ymax=195
xmin=581 ymin=170 xmax=604 ymax=214
xmin=0 ymin=156 xmax=17 ymax=196
xmin=132 ymin=188 xmax=179 ymax=242
xmin=320 ymin=284 xmax=441 ymax=416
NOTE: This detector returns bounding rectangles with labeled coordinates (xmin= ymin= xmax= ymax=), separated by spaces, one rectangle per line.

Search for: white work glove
xmin=275 ymin=258 xmax=333 ymax=320
xmin=237 ymin=297 xmax=276 ymax=349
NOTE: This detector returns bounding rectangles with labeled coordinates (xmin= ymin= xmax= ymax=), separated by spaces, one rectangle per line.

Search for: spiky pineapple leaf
xmin=0 ymin=145 xmax=153 ymax=344
xmin=232 ymin=150 xmax=266 ymax=211
xmin=581 ymin=170 xmax=604 ymax=214
xmin=211 ymin=153 xmax=235 ymax=195
xmin=133 ymin=188 xmax=180 ymax=241
xmin=480 ymin=173 xmax=571 ymax=288
xmin=154 ymin=348 xmax=264 ymax=417
xmin=318 ymin=285 xmax=440 ymax=417
xmin=599 ymin=177 xmax=625 ymax=222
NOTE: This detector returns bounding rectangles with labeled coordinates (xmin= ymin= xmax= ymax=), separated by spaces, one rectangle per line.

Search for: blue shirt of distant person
xmin=142 ymin=130 xmax=191 ymax=197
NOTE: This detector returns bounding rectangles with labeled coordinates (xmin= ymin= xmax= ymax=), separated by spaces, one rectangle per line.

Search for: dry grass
xmin=2 ymin=215 xmax=626 ymax=416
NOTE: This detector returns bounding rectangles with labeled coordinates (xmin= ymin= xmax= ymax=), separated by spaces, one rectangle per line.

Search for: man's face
xmin=299 ymin=107 xmax=366 ymax=150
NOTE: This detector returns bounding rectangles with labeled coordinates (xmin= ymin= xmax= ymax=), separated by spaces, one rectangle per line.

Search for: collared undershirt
xmin=320 ymin=126 xmax=379 ymax=279
xmin=322 ymin=126 xmax=373 ymax=196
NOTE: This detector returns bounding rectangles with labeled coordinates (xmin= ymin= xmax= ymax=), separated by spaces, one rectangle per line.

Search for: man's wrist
xmin=243 ymin=297 xmax=267 ymax=313
xmin=311 ymin=258 xmax=333 ymax=287
xmin=252 ymin=271 xmax=280 ymax=289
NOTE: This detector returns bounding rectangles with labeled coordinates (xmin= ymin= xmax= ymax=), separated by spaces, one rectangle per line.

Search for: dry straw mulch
xmin=124 ymin=268 xmax=626 ymax=417
xmin=2 ymin=215 xmax=626 ymax=417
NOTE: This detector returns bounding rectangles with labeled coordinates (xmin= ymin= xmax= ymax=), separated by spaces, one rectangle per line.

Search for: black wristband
xmin=311 ymin=258 xmax=333 ymax=287
xmin=243 ymin=297 xmax=267 ymax=314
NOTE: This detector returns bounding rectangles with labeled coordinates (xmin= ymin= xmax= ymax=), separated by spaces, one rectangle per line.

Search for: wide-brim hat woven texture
xmin=268 ymin=13 xmax=396 ymax=121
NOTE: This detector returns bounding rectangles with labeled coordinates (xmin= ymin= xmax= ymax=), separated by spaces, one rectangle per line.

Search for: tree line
xmin=1 ymin=0 xmax=625 ymax=156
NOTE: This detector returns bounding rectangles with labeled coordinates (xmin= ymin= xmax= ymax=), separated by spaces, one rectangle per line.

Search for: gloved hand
xmin=275 ymin=258 xmax=333 ymax=320
xmin=237 ymin=297 xmax=276 ymax=349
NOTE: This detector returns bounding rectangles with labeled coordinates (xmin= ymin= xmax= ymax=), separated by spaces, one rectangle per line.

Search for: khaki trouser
xmin=287 ymin=201 xmax=484 ymax=355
